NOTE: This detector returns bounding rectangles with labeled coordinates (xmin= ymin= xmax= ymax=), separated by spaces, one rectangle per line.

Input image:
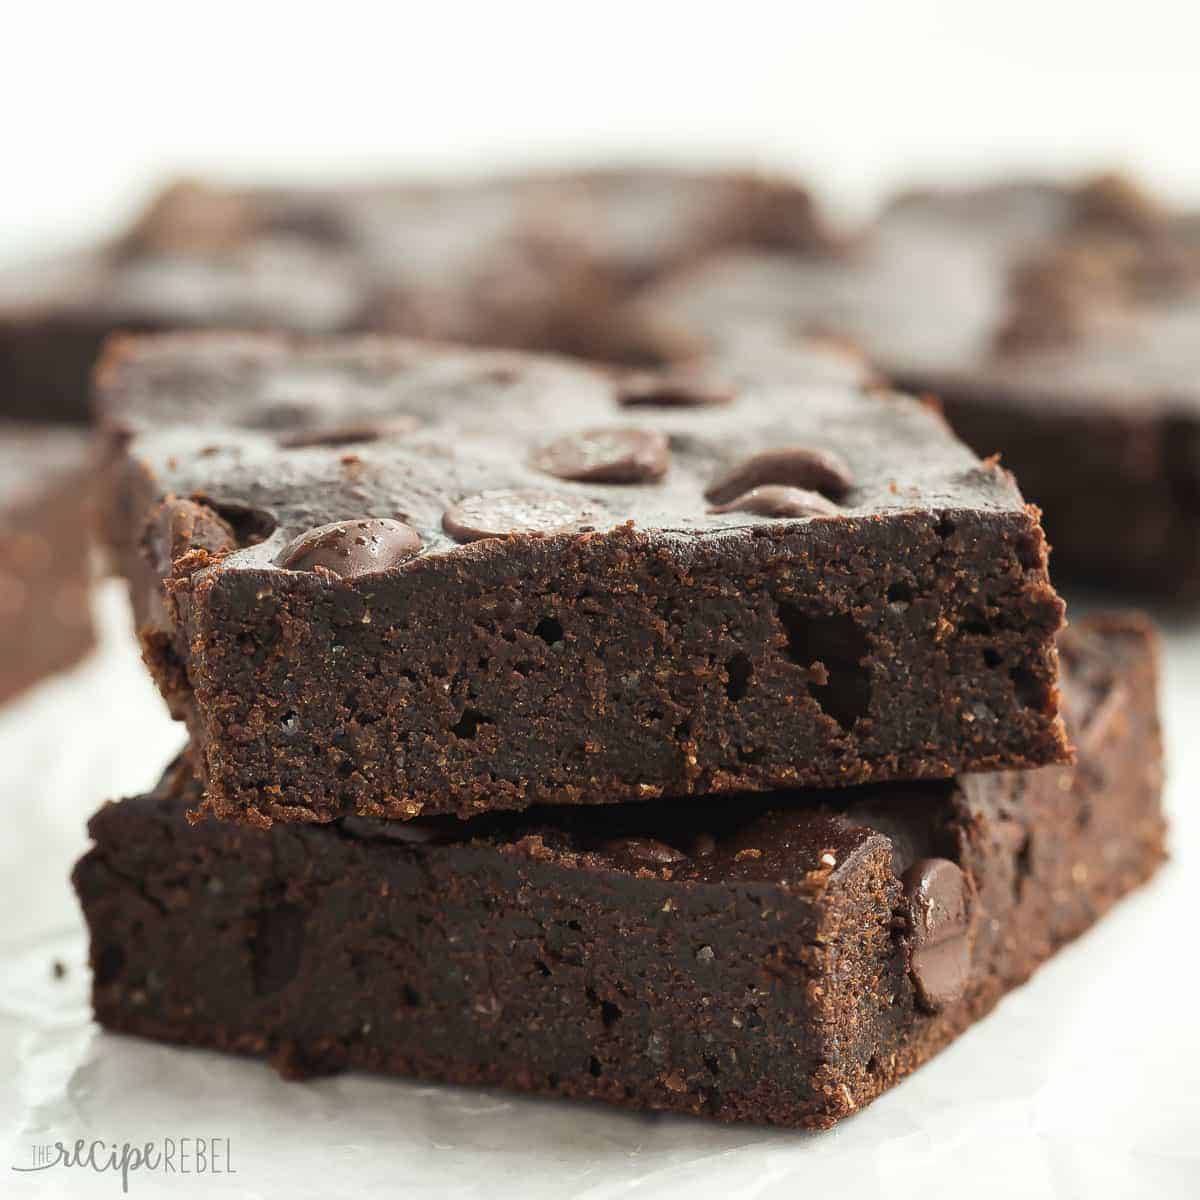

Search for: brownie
xmin=72 ymin=614 xmax=1166 ymax=1129
xmin=0 ymin=169 xmax=835 ymax=423
xmin=0 ymin=420 xmax=95 ymax=705
xmin=633 ymin=174 xmax=1200 ymax=596
xmin=96 ymin=332 xmax=1067 ymax=824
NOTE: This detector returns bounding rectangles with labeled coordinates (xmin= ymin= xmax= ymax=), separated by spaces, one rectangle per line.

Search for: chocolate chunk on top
xmin=442 ymin=490 xmax=605 ymax=543
xmin=616 ymin=373 xmax=735 ymax=408
xmin=709 ymin=485 xmax=839 ymax=518
xmin=277 ymin=518 xmax=421 ymax=577
xmin=531 ymin=428 xmax=670 ymax=484
xmin=704 ymin=446 xmax=854 ymax=506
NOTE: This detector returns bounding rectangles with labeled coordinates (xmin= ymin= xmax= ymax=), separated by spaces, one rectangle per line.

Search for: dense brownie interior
xmin=72 ymin=614 xmax=1165 ymax=1128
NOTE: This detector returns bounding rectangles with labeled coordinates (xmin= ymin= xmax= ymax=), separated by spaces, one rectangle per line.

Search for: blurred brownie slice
xmin=0 ymin=169 xmax=834 ymax=422
xmin=0 ymin=420 xmax=94 ymax=704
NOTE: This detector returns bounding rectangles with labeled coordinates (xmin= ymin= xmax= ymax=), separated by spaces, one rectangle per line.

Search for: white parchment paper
xmin=3 ymin=583 xmax=1198 ymax=1199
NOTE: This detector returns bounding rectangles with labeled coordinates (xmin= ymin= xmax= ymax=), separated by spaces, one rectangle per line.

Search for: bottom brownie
xmin=73 ymin=614 xmax=1165 ymax=1129
xmin=0 ymin=420 xmax=95 ymax=706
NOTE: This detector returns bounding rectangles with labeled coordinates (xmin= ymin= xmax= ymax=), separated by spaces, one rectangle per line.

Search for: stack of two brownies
xmin=75 ymin=330 xmax=1165 ymax=1128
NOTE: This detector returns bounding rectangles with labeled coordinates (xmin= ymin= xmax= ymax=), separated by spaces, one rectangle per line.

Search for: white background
xmin=3 ymin=3 xmax=1200 ymax=1196
xmin=4 ymin=1 xmax=1200 ymax=255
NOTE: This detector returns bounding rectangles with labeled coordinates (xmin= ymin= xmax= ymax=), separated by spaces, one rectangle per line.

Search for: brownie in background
xmin=0 ymin=169 xmax=837 ymax=423
xmin=0 ymin=421 xmax=94 ymax=704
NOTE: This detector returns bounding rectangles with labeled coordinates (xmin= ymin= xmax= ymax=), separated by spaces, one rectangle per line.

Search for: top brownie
xmin=0 ymin=169 xmax=835 ymax=423
xmin=632 ymin=175 xmax=1200 ymax=593
xmin=97 ymin=332 xmax=1067 ymax=825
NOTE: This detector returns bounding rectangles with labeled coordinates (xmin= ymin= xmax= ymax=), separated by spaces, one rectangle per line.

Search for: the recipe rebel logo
xmin=11 ymin=1136 xmax=236 ymax=1193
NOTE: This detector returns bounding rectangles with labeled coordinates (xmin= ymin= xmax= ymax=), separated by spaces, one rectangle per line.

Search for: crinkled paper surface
xmin=3 ymin=584 xmax=1198 ymax=1199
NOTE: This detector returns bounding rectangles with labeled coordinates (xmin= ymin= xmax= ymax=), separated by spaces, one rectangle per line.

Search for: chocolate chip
xmin=710 ymin=484 xmax=839 ymax=518
xmin=1073 ymin=172 xmax=1165 ymax=236
xmin=442 ymin=489 xmax=604 ymax=542
xmin=124 ymin=181 xmax=255 ymax=254
xmin=902 ymin=857 xmax=973 ymax=1012
xmin=737 ymin=181 xmax=834 ymax=253
xmin=277 ymin=518 xmax=421 ymax=576
xmin=617 ymin=373 xmax=735 ymax=408
xmin=704 ymin=447 xmax=854 ymax=506
xmin=279 ymin=415 xmax=421 ymax=449
xmin=601 ymin=837 xmax=688 ymax=865
xmin=531 ymin=428 xmax=669 ymax=484
xmin=689 ymin=832 xmax=718 ymax=857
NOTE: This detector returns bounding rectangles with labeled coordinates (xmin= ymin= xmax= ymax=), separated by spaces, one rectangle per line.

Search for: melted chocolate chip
xmin=601 ymin=837 xmax=688 ymax=866
xmin=902 ymin=857 xmax=973 ymax=1012
xmin=279 ymin=415 xmax=421 ymax=449
xmin=277 ymin=518 xmax=421 ymax=577
xmin=531 ymin=428 xmax=669 ymax=484
xmin=617 ymin=373 xmax=735 ymax=408
xmin=710 ymin=484 xmax=839 ymax=519
xmin=442 ymin=489 xmax=604 ymax=542
xmin=705 ymin=447 xmax=854 ymax=506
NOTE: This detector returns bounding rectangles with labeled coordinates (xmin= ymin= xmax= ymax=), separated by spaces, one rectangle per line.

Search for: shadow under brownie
xmin=72 ymin=613 xmax=1164 ymax=1129
xmin=96 ymin=332 xmax=1066 ymax=823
